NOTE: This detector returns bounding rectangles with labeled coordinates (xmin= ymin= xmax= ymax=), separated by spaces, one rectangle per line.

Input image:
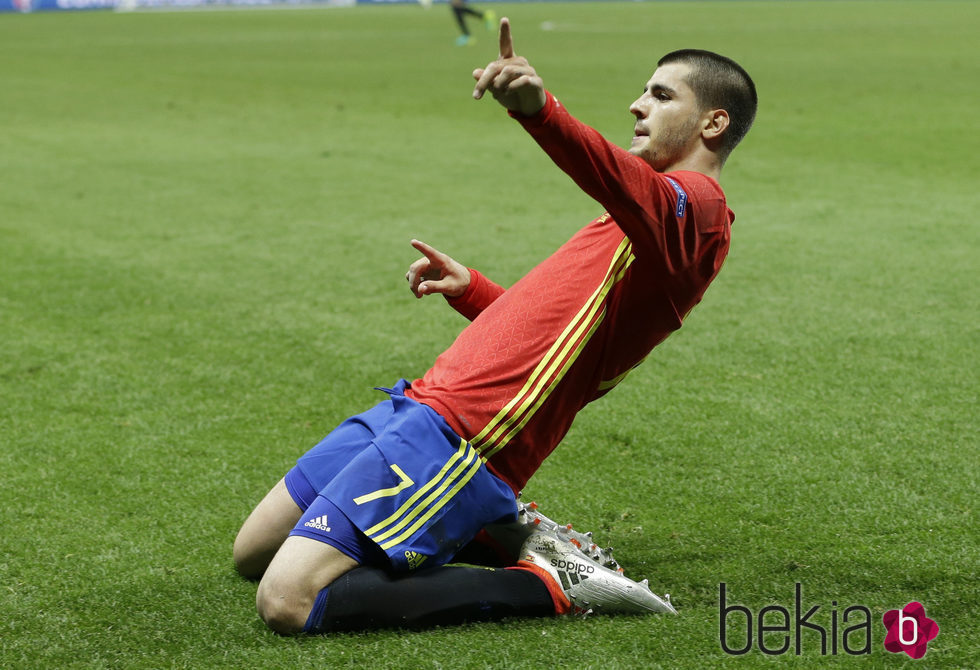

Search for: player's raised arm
xmin=472 ymin=18 xmax=546 ymax=117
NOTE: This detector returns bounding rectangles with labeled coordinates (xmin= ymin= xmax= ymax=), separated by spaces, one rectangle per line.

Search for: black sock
xmin=305 ymin=566 xmax=554 ymax=632
xmin=450 ymin=530 xmax=514 ymax=568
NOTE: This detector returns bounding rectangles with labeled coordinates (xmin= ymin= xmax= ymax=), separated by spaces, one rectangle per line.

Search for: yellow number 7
xmin=352 ymin=464 xmax=415 ymax=505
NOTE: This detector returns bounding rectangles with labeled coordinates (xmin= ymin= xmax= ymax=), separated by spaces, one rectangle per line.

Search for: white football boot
xmin=484 ymin=500 xmax=620 ymax=570
xmin=519 ymin=501 xmax=622 ymax=571
xmin=519 ymin=530 xmax=676 ymax=616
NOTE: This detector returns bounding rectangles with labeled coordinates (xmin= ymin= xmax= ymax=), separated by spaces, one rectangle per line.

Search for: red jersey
xmin=406 ymin=92 xmax=734 ymax=492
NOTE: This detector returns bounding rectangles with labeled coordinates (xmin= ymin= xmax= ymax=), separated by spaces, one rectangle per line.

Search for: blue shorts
xmin=286 ymin=380 xmax=517 ymax=572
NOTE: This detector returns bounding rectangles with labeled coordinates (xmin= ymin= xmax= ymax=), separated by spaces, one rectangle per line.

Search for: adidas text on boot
xmin=519 ymin=531 xmax=676 ymax=615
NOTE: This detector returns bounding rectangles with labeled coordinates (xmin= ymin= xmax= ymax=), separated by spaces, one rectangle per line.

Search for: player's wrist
xmin=509 ymin=90 xmax=553 ymax=121
xmin=447 ymin=268 xmax=471 ymax=298
xmin=523 ymin=90 xmax=547 ymax=117
xmin=445 ymin=268 xmax=477 ymax=303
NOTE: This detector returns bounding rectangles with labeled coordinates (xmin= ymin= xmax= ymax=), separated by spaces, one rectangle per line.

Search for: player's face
xmin=628 ymin=63 xmax=704 ymax=171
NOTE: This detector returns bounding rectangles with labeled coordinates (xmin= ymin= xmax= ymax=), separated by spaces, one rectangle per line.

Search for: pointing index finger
xmin=411 ymin=238 xmax=443 ymax=262
xmin=498 ymin=17 xmax=515 ymax=59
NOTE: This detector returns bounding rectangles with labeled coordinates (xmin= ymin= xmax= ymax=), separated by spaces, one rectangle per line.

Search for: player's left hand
xmin=472 ymin=17 xmax=546 ymax=117
xmin=405 ymin=239 xmax=471 ymax=299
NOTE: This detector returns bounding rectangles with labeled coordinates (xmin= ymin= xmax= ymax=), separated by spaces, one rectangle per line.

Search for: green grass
xmin=0 ymin=1 xmax=977 ymax=667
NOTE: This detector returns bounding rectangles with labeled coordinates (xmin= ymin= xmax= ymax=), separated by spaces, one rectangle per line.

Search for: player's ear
xmin=701 ymin=109 xmax=730 ymax=141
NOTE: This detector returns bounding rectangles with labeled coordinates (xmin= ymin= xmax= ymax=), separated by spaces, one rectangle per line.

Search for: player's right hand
xmin=406 ymin=239 xmax=471 ymax=299
xmin=472 ymin=17 xmax=546 ymax=117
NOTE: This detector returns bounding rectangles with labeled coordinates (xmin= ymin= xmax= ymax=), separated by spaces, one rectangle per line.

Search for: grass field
xmin=1 ymin=1 xmax=977 ymax=667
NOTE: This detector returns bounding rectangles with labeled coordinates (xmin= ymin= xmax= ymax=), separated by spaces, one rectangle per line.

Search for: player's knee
xmin=233 ymin=532 xmax=263 ymax=580
xmin=255 ymin=584 xmax=309 ymax=635
xmin=232 ymin=525 xmax=266 ymax=579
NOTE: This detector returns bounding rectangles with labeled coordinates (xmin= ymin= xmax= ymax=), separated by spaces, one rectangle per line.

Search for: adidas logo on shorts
xmin=304 ymin=515 xmax=331 ymax=532
xmin=404 ymin=550 xmax=428 ymax=571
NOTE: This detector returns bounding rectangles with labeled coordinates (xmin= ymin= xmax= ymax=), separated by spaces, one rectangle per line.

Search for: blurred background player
xmin=450 ymin=0 xmax=495 ymax=46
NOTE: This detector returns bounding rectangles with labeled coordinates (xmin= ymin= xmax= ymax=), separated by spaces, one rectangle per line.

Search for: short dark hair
xmin=658 ymin=49 xmax=757 ymax=159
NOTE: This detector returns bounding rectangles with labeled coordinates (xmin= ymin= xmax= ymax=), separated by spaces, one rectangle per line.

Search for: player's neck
xmin=664 ymin=155 xmax=722 ymax=182
xmin=665 ymin=141 xmax=724 ymax=180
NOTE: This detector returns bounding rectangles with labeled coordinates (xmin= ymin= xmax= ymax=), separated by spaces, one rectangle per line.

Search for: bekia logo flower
xmin=882 ymin=602 xmax=939 ymax=659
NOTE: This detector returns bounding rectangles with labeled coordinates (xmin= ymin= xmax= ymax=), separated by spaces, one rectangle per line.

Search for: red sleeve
xmin=512 ymin=92 xmax=726 ymax=279
xmin=445 ymin=268 xmax=506 ymax=321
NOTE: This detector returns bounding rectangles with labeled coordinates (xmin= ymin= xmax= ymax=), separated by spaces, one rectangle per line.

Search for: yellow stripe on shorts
xmin=363 ymin=437 xmax=484 ymax=548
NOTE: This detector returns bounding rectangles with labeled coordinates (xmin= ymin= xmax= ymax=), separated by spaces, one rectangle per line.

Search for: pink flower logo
xmin=882 ymin=602 xmax=939 ymax=659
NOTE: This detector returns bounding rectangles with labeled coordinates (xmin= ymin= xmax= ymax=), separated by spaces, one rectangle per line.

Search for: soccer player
xmin=233 ymin=17 xmax=757 ymax=634
xmin=449 ymin=0 xmax=495 ymax=47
